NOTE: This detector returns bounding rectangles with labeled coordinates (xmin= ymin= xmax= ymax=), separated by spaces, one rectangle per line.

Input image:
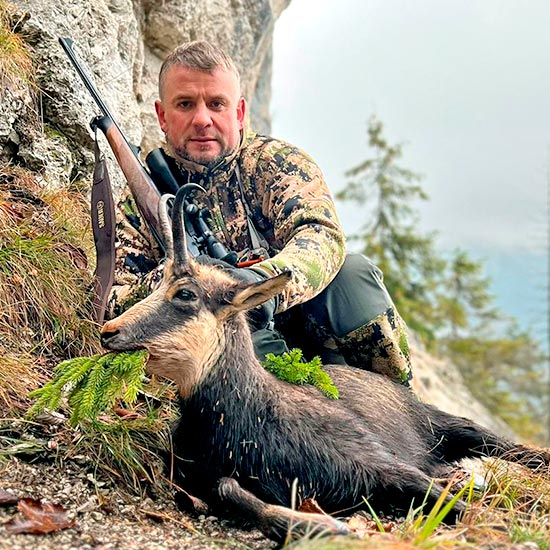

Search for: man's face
xmin=155 ymin=65 xmax=246 ymax=167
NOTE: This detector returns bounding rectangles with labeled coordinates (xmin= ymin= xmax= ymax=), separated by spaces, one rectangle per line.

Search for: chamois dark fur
xmin=101 ymin=187 xmax=550 ymax=542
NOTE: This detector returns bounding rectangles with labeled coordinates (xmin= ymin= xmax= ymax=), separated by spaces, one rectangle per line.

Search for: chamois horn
xmin=158 ymin=193 xmax=174 ymax=260
xmin=172 ymin=183 xmax=204 ymax=274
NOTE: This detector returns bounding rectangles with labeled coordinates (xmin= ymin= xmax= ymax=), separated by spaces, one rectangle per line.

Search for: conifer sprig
xmin=263 ymin=348 xmax=339 ymax=399
xmin=28 ymin=350 xmax=148 ymax=426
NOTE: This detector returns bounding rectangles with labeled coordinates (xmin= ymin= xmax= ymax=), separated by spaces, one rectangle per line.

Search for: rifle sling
xmin=91 ymin=132 xmax=116 ymax=324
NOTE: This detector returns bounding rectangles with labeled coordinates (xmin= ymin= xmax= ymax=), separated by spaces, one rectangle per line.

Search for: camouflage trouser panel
xmin=253 ymin=253 xmax=412 ymax=386
xmin=335 ymin=306 xmax=411 ymax=385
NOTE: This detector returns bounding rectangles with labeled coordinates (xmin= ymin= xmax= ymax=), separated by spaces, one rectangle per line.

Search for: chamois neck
xmin=189 ymin=314 xmax=278 ymax=403
xmin=222 ymin=315 xmax=272 ymax=378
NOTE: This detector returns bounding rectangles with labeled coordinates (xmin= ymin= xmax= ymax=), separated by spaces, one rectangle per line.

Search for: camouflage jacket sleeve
xmin=246 ymin=140 xmax=346 ymax=312
xmin=106 ymin=191 xmax=164 ymax=318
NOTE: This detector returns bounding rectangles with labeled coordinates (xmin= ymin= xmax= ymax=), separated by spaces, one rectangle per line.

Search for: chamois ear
xmin=226 ymin=271 xmax=291 ymax=314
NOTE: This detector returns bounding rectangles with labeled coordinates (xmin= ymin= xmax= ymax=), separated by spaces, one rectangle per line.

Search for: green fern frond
xmin=28 ymin=350 xmax=148 ymax=426
xmin=122 ymin=357 xmax=147 ymax=404
xmin=75 ymin=357 xmax=109 ymax=422
xmin=263 ymin=348 xmax=339 ymax=400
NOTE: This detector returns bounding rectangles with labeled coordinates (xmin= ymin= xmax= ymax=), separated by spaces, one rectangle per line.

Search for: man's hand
xmin=195 ymin=255 xmax=277 ymax=330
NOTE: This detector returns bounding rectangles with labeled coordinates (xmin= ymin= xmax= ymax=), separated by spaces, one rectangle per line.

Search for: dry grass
xmin=0 ymin=162 xmax=175 ymax=501
xmin=66 ymin=384 xmax=179 ymax=493
xmin=0 ymin=0 xmax=34 ymax=95
xmin=0 ymin=351 xmax=49 ymax=413
xmin=289 ymin=458 xmax=550 ymax=549
xmin=0 ymin=163 xmax=100 ymax=413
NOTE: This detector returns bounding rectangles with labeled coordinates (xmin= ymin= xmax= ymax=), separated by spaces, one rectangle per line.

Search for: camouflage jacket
xmin=109 ymin=129 xmax=346 ymax=316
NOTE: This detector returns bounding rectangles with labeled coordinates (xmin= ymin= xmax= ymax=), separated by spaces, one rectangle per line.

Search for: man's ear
xmin=237 ymin=97 xmax=246 ymax=130
xmin=155 ymin=100 xmax=167 ymax=133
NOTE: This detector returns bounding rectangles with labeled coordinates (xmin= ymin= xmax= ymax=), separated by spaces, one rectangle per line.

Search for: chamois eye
xmin=173 ymin=288 xmax=196 ymax=302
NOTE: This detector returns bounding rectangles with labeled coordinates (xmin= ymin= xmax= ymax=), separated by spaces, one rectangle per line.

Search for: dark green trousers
xmin=252 ymin=253 xmax=412 ymax=385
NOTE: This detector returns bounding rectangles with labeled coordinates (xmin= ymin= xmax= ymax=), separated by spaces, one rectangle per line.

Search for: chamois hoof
xmin=174 ymin=489 xmax=209 ymax=516
xmin=217 ymin=477 xmax=351 ymax=543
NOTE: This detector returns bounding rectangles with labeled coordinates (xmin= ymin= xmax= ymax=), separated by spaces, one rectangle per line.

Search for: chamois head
xmin=101 ymin=185 xmax=290 ymax=396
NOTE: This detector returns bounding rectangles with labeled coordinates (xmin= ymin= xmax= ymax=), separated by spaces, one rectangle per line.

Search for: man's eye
xmin=178 ymin=101 xmax=192 ymax=109
xmin=174 ymin=289 xmax=196 ymax=302
xmin=210 ymin=101 xmax=224 ymax=110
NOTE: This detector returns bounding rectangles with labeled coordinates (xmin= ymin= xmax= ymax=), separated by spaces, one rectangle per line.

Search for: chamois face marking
xmin=101 ymin=260 xmax=291 ymax=397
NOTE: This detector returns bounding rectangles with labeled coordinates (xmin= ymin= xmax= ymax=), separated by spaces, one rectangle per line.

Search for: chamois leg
xmin=381 ymin=463 xmax=467 ymax=522
xmin=217 ymin=477 xmax=351 ymax=543
xmin=433 ymin=415 xmax=550 ymax=470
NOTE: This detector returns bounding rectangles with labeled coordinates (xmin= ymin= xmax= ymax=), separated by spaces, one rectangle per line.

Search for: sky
xmin=271 ymin=0 xmax=550 ymax=338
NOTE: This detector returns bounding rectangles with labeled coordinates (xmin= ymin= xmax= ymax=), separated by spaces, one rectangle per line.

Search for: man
xmin=109 ymin=40 xmax=412 ymax=385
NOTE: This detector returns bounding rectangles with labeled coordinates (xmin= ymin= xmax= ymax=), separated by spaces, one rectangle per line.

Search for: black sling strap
xmin=90 ymin=131 xmax=116 ymax=324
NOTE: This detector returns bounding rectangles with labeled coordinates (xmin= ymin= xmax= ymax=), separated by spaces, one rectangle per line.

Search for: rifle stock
xmin=60 ymin=37 xmax=166 ymax=251
xmin=92 ymin=115 xmax=165 ymax=249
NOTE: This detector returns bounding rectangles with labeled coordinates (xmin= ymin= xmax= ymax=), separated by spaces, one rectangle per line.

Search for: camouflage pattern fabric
xmin=109 ymin=128 xmax=346 ymax=315
xmin=107 ymin=128 xmax=413 ymax=385
xmin=336 ymin=307 xmax=413 ymax=385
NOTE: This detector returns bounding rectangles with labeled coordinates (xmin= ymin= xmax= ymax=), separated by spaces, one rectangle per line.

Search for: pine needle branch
xmin=263 ymin=348 xmax=339 ymax=399
xmin=28 ymin=350 xmax=148 ymax=426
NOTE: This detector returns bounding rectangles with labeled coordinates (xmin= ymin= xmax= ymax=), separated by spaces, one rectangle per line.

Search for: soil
xmin=0 ymin=458 xmax=276 ymax=550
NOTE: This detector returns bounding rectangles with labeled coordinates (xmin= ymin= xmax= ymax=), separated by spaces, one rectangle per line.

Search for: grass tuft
xmin=288 ymin=459 xmax=550 ymax=549
xmin=68 ymin=402 xmax=176 ymax=493
xmin=0 ymin=163 xmax=99 ymax=414
xmin=0 ymin=0 xmax=34 ymax=95
xmin=0 ymin=350 xmax=49 ymax=413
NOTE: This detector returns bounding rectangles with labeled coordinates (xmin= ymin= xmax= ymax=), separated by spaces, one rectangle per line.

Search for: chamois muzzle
xmin=100 ymin=324 xmax=145 ymax=352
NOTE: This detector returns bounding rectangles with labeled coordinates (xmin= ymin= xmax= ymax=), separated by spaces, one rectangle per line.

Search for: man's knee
xmin=337 ymin=307 xmax=413 ymax=385
xmin=304 ymin=253 xmax=394 ymax=338
xmin=301 ymin=254 xmax=413 ymax=384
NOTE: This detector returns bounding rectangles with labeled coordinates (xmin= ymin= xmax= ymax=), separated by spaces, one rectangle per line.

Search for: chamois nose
xmin=100 ymin=328 xmax=120 ymax=349
xmin=100 ymin=320 xmax=122 ymax=349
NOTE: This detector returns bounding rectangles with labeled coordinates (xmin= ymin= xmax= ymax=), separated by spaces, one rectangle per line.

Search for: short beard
xmin=171 ymin=143 xmax=233 ymax=170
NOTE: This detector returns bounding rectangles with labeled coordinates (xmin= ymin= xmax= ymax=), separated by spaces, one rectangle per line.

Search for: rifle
xmin=145 ymin=148 xmax=235 ymax=262
xmin=59 ymin=37 xmax=235 ymax=320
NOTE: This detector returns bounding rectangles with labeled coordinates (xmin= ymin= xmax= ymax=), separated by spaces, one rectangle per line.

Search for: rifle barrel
xmin=59 ymin=37 xmax=131 ymax=152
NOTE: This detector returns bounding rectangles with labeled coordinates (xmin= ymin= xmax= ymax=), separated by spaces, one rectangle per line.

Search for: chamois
xmin=101 ymin=186 xmax=550 ymax=542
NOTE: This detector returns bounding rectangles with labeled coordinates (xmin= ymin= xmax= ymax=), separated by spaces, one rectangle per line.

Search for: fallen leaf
xmin=0 ymin=488 xmax=20 ymax=505
xmin=112 ymin=407 xmax=142 ymax=419
xmin=347 ymin=513 xmax=397 ymax=534
xmin=62 ymin=243 xmax=88 ymax=270
xmin=298 ymin=497 xmax=326 ymax=514
xmin=5 ymin=498 xmax=75 ymax=534
xmin=174 ymin=490 xmax=209 ymax=516
xmin=0 ymin=202 xmax=24 ymax=223
xmin=141 ymin=509 xmax=198 ymax=533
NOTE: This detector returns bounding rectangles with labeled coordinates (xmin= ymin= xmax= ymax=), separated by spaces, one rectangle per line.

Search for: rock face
xmin=411 ymin=342 xmax=516 ymax=439
xmin=1 ymin=0 xmax=516 ymax=439
xmin=3 ymin=0 xmax=290 ymax=189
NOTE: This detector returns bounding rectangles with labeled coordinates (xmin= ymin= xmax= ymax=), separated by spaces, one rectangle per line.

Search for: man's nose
xmin=192 ymin=103 xmax=212 ymax=128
